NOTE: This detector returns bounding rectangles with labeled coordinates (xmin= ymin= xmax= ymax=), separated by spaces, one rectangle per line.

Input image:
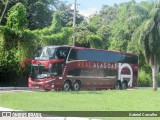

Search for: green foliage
xmin=51 ymin=12 xmax=62 ymax=33
xmin=2 ymin=26 xmax=20 ymax=52
xmin=6 ymin=3 xmax=27 ymax=32
xmin=30 ymin=12 xmax=72 ymax=47
xmin=28 ymin=1 xmax=52 ymax=30
xmin=138 ymin=70 xmax=152 ymax=87
xmin=88 ymin=14 xmax=102 ymax=33
xmin=108 ymin=1 xmax=135 ymax=52
xmin=0 ymin=1 xmax=74 ymax=87
xmin=32 ymin=12 xmax=63 ymax=36
xmin=76 ymin=1 xmax=136 ymax=51
xmin=0 ymin=0 xmax=84 ymax=29
xmin=0 ymin=49 xmax=21 ymax=86
xmin=0 ymin=27 xmax=4 ymax=52
xmin=129 ymin=1 xmax=160 ymax=90
xmin=97 ymin=25 xmax=110 ymax=49
xmin=129 ymin=1 xmax=160 ymax=65
xmin=0 ymin=0 xmax=59 ymax=29
xmin=18 ymin=30 xmax=37 ymax=62
xmin=39 ymin=27 xmax=72 ymax=46
xmin=99 ymin=4 xmax=118 ymax=25
xmin=56 ymin=1 xmax=84 ymax=27
xmin=87 ymin=35 xmax=102 ymax=49
xmin=76 ymin=26 xmax=91 ymax=45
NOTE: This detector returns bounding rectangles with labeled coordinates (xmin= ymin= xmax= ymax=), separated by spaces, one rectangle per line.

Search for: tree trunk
xmin=152 ymin=55 xmax=159 ymax=91
xmin=0 ymin=0 xmax=9 ymax=24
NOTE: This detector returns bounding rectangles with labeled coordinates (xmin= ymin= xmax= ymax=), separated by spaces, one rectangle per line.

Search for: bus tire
xmin=121 ymin=81 xmax=128 ymax=90
xmin=114 ymin=81 xmax=121 ymax=90
xmin=63 ymin=81 xmax=71 ymax=91
xmin=73 ymin=81 xmax=81 ymax=91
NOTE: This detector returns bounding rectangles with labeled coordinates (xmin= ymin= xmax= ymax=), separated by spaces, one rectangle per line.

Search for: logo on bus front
xmin=118 ymin=63 xmax=133 ymax=87
xmin=32 ymin=64 xmax=38 ymax=66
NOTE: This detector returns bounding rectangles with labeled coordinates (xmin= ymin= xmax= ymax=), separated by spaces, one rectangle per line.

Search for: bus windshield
xmin=30 ymin=65 xmax=50 ymax=79
xmin=30 ymin=63 xmax=64 ymax=79
xmin=34 ymin=46 xmax=71 ymax=61
xmin=34 ymin=47 xmax=55 ymax=60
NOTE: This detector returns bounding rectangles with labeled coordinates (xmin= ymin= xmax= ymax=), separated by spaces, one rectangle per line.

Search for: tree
xmin=88 ymin=14 xmax=101 ymax=33
xmin=75 ymin=21 xmax=92 ymax=47
xmin=0 ymin=0 xmax=60 ymax=29
xmin=0 ymin=0 xmax=27 ymax=25
xmin=6 ymin=2 xmax=27 ymax=31
xmin=97 ymin=25 xmax=111 ymax=49
xmin=50 ymin=12 xmax=62 ymax=33
xmin=99 ymin=4 xmax=118 ymax=25
xmin=108 ymin=1 xmax=136 ymax=52
xmin=128 ymin=1 xmax=160 ymax=90
xmin=56 ymin=1 xmax=84 ymax=27
xmin=27 ymin=1 xmax=52 ymax=30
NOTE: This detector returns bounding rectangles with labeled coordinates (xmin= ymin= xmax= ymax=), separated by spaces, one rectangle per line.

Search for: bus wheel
xmin=73 ymin=81 xmax=81 ymax=91
xmin=121 ymin=81 xmax=128 ymax=90
xmin=63 ymin=81 xmax=71 ymax=91
xmin=114 ymin=81 xmax=121 ymax=90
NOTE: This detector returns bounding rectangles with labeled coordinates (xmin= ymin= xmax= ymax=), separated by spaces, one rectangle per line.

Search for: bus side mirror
xmin=21 ymin=58 xmax=32 ymax=69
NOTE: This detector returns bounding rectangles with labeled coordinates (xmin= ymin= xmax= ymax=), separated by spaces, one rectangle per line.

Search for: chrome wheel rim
xmin=64 ymin=84 xmax=69 ymax=91
xmin=74 ymin=83 xmax=79 ymax=91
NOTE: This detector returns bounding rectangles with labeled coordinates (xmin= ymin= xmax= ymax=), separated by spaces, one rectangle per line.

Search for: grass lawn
xmin=0 ymin=89 xmax=160 ymax=111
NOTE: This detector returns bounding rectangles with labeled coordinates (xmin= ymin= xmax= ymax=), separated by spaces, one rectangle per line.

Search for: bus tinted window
xmin=56 ymin=47 xmax=71 ymax=59
xmin=68 ymin=49 xmax=138 ymax=64
xmin=123 ymin=55 xmax=138 ymax=64
xmin=67 ymin=68 xmax=117 ymax=78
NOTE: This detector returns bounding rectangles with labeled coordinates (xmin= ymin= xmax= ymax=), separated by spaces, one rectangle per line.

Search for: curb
xmin=0 ymin=87 xmax=40 ymax=91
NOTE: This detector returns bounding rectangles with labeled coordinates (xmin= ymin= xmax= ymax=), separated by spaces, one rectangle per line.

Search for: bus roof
xmin=41 ymin=45 xmax=71 ymax=49
xmin=72 ymin=47 xmax=138 ymax=56
xmin=39 ymin=45 xmax=137 ymax=56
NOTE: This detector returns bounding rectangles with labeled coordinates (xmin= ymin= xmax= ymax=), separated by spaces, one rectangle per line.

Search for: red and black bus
xmin=22 ymin=46 xmax=138 ymax=91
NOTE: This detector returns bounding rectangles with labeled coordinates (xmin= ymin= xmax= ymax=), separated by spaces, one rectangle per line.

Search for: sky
xmin=64 ymin=0 xmax=145 ymax=17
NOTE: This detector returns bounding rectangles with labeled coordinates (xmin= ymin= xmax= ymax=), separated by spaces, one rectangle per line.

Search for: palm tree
xmin=128 ymin=0 xmax=160 ymax=90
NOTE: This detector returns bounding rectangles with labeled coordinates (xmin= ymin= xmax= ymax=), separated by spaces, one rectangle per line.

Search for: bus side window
xmin=50 ymin=63 xmax=63 ymax=76
xmin=56 ymin=49 xmax=68 ymax=59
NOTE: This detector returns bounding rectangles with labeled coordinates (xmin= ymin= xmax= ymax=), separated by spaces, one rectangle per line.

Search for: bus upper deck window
xmin=57 ymin=50 xmax=67 ymax=59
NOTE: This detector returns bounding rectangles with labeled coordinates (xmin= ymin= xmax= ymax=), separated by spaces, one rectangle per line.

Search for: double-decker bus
xmin=22 ymin=46 xmax=138 ymax=91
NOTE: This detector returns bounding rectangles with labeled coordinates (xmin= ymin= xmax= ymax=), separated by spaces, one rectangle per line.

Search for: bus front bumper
xmin=28 ymin=77 xmax=55 ymax=90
